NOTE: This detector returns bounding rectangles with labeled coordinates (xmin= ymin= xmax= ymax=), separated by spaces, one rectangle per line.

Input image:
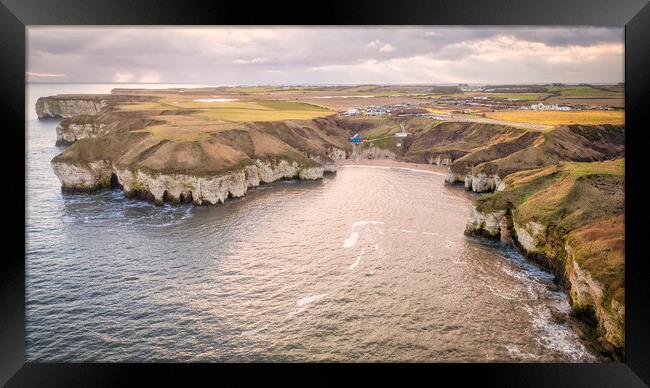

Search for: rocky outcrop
xmin=51 ymin=157 xmax=330 ymax=205
xmin=464 ymin=208 xmax=506 ymax=239
xmin=51 ymin=159 xmax=115 ymax=192
xmin=463 ymin=174 xmax=502 ymax=193
xmin=445 ymin=125 xmax=624 ymax=194
xmin=327 ymin=147 xmax=347 ymax=160
xmin=445 ymin=172 xmax=503 ymax=193
xmin=354 ymin=145 xmax=396 ymax=160
xmin=512 ymin=220 xmax=547 ymax=254
xmin=427 ymin=154 xmax=452 ymax=166
xmin=465 ymin=206 xmax=623 ymax=356
xmin=36 ymin=96 xmax=110 ymax=119
xmin=309 ymin=150 xmax=342 ymax=173
xmin=444 ymin=172 xmax=465 ymax=185
xmin=56 ymin=121 xmax=109 ymax=146
xmin=566 ymin=243 xmax=625 ymax=350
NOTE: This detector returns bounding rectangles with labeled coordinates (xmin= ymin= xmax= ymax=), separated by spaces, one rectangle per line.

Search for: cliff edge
xmin=465 ymin=159 xmax=625 ymax=357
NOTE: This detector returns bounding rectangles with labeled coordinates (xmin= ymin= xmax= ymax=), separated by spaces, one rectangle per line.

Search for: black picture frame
xmin=2 ymin=0 xmax=649 ymax=385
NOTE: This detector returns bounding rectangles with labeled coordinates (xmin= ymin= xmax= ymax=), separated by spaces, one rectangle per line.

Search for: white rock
xmin=56 ymin=122 xmax=108 ymax=145
xmin=52 ymin=158 xmax=327 ymax=205
xmin=36 ymin=97 xmax=109 ymax=119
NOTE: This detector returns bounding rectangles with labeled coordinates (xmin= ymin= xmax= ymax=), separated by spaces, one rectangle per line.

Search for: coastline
xmin=335 ymin=159 xmax=449 ymax=176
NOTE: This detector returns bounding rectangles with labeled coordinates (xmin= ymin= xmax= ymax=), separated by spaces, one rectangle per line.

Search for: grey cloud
xmin=27 ymin=26 xmax=623 ymax=84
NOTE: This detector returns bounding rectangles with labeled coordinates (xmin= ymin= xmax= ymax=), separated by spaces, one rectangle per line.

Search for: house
xmin=530 ymin=102 xmax=572 ymax=111
xmin=392 ymin=108 xmax=428 ymax=117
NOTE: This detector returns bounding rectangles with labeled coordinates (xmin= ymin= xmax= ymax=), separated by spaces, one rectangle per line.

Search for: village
xmin=339 ymin=96 xmax=613 ymax=120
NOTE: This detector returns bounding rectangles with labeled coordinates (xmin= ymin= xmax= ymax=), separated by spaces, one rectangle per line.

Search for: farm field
xmin=483 ymin=110 xmax=624 ymax=126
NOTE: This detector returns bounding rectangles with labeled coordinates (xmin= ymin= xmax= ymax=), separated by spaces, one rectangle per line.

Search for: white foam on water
xmin=349 ymin=249 xmax=365 ymax=270
xmin=486 ymin=284 xmax=518 ymax=301
xmin=287 ymin=306 xmax=307 ymax=316
xmin=400 ymin=229 xmax=416 ymax=234
xmin=505 ymin=345 xmax=540 ymax=361
xmin=524 ymin=305 xmax=597 ymax=362
xmin=343 ymin=232 xmax=359 ymax=248
xmin=287 ymin=294 xmax=327 ymax=316
xmin=288 ymin=294 xmax=328 ymax=316
xmin=296 ymin=293 xmax=328 ymax=307
xmin=422 ymin=231 xmax=441 ymax=236
xmin=241 ymin=323 xmax=270 ymax=336
xmin=193 ymin=98 xmax=239 ymax=102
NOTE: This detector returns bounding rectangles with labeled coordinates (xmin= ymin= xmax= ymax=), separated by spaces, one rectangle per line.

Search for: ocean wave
xmin=241 ymin=323 xmax=270 ymax=336
xmin=343 ymin=232 xmax=359 ymax=248
xmin=349 ymin=249 xmax=365 ymax=270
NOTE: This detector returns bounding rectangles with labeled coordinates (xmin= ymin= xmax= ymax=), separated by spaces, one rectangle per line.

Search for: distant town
xmin=339 ymin=83 xmax=621 ymax=119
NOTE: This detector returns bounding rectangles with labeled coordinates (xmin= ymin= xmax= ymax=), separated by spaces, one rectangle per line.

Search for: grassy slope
xmin=466 ymin=124 xmax=625 ymax=177
xmin=476 ymin=159 xmax=624 ymax=328
xmin=54 ymin=118 xmax=346 ymax=176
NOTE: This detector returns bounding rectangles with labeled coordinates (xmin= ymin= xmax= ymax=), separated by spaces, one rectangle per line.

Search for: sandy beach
xmin=335 ymin=159 xmax=450 ymax=175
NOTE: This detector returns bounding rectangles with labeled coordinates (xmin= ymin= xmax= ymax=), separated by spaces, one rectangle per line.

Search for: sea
xmin=25 ymin=83 xmax=597 ymax=362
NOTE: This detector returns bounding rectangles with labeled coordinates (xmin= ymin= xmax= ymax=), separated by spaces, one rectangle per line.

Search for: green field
xmin=484 ymin=110 xmax=624 ymax=126
xmin=547 ymin=85 xmax=622 ymax=98
xmin=117 ymin=96 xmax=333 ymax=142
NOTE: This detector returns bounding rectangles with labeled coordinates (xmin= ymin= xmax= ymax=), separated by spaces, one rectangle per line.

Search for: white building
xmin=530 ymin=102 xmax=572 ymax=111
xmin=394 ymin=123 xmax=409 ymax=138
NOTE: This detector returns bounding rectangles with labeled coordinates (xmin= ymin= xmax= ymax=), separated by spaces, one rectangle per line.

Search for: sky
xmin=27 ymin=26 xmax=624 ymax=85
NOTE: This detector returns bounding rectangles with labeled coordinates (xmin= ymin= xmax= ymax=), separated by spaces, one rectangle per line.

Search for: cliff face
xmin=446 ymin=125 xmax=624 ymax=194
xmin=36 ymin=94 xmax=155 ymax=119
xmin=463 ymin=173 xmax=503 ymax=193
xmin=48 ymin=93 xmax=348 ymax=205
xmin=51 ymin=159 xmax=115 ymax=192
xmin=464 ymin=160 xmax=625 ymax=355
xmin=52 ymin=157 xmax=325 ymax=205
xmin=56 ymin=121 xmax=109 ymax=145
xmin=464 ymin=208 xmax=505 ymax=239
xmin=427 ymin=154 xmax=453 ymax=166
xmin=36 ymin=96 xmax=110 ymax=118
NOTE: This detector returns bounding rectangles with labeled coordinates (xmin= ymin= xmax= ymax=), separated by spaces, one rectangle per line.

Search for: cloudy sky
xmin=27 ymin=26 xmax=624 ymax=85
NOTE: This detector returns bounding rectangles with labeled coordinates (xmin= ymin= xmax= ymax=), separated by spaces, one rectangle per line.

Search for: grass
xmin=476 ymin=159 xmax=624 ymax=318
xmin=478 ymin=159 xmax=623 ymax=216
xmin=484 ymin=110 xmax=624 ymax=125
xmin=135 ymin=122 xmax=244 ymax=142
xmin=117 ymin=98 xmax=333 ymax=141
xmin=194 ymin=103 xmax=331 ymax=122
xmin=255 ymin=100 xmax=330 ymax=112
xmin=468 ymin=92 xmax=551 ymax=101
xmin=477 ymin=159 xmax=625 ymax=347
xmin=546 ymin=85 xmax=623 ymax=98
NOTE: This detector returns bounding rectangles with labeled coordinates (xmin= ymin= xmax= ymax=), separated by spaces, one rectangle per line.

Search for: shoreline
xmin=335 ymin=159 xmax=449 ymax=176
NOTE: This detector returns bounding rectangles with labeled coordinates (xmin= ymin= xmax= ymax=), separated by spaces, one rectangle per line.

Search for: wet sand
xmin=335 ymin=159 xmax=450 ymax=175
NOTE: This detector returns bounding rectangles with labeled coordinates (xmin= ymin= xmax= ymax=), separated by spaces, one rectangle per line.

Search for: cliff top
xmin=476 ymin=158 xmax=624 ymax=307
